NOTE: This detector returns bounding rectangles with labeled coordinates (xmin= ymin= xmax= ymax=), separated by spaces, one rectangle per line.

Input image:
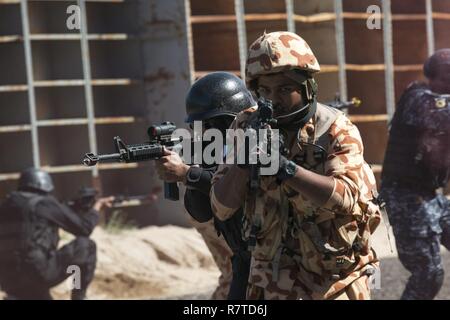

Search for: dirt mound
xmin=49 ymin=226 xmax=220 ymax=300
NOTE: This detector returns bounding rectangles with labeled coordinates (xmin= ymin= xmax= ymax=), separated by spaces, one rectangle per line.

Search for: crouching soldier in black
xmin=155 ymin=72 xmax=253 ymax=299
xmin=0 ymin=168 xmax=113 ymax=300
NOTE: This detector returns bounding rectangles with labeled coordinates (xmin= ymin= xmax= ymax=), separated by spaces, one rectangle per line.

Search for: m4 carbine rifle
xmin=82 ymin=122 xmax=181 ymax=201
xmin=67 ymin=186 xmax=160 ymax=211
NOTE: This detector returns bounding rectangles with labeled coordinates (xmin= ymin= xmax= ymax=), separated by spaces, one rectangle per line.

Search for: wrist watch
xmin=276 ymin=160 xmax=298 ymax=183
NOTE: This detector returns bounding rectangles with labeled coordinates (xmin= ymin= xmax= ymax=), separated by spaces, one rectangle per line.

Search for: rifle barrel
xmin=83 ymin=152 xmax=122 ymax=166
xmin=97 ymin=153 xmax=122 ymax=161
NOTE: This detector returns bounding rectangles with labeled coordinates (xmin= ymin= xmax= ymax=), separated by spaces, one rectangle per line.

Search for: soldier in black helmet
xmin=0 ymin=168 xmax=113 ymax=300
xmin=155 ymin=71 xmax=254 ymax=299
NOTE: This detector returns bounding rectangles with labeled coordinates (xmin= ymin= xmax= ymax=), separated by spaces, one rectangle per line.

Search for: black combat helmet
xmin=185 ymin=72 xmax=256 ymax=123
xmin=18 ymin=168 xmax=54 ymax=193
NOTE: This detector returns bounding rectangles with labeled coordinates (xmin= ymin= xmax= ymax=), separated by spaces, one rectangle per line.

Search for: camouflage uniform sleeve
xmin=210 ymin=164 xmax=249 ymax=221
xmin=320 ymin=114 xmax=377 ymax=216
xmin=188 ymin=217 xmax=233 ymax=300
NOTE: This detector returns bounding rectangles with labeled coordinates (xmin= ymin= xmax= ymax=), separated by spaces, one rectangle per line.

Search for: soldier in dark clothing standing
xmin=0 ymin=168 xmax=113 ymax=300
xmin=380 ymin=49 xmax=450 ymax=300
xmin=155 ymin=72 xmax=254 ymax=299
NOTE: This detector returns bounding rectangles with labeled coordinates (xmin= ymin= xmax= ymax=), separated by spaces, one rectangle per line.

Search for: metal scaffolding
xmin=78 ymin=0 xmax=98 ymax=178
xmin=0 ymin=1 xmax=147 ymax=183
xmin=234 ymin=0 xmax=247 ymax=82
xmin=382 ymin=0 xmax=396 ymax=120
xmin=426 ymin=0 xmax=435 ymax=56
xmin=3 ymin=0 xmax=450 ymax=185
xmin=20 ymin=0 xmax=40 ymax=167
xmin=285 ymin=0 xmax=295 ymax=33
xmin=334 ymin=0 xmax=348 ymax=102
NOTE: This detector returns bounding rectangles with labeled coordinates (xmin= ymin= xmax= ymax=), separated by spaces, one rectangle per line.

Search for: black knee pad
xmin=70 ymin=237 xmax=96 ymax=267
xmin=74 ymin=237 xmax=96 ymax=256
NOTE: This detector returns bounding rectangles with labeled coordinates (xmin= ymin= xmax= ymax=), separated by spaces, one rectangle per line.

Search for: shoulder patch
xmin=435 ymin=98 xmax=447 ymax=109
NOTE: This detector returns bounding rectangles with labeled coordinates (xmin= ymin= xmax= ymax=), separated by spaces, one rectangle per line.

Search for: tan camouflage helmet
xmin=245 ymin=31 xmax=320 ymax=85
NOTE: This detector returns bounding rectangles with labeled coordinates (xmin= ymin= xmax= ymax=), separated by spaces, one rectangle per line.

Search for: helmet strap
xmin=274 ymin=76 xmax=317 ymax=130
xmin=278 ymin=98 xmax=317 ymax=131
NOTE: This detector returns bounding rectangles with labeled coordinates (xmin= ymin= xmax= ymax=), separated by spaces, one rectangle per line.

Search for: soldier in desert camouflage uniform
xmin=380 ymin=49 xmax=450 ymax=300
xmin=188 ymin=218 xmax=233 ymax=299
xmin=210 ymin=31 xmax=383 ymax=300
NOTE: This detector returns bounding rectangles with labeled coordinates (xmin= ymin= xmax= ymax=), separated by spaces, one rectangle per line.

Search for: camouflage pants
xmin=381 ymin=187 xmax=450 ymax=300
xmin=394 ymin=233 xmax=448 ymax=300
xmin=246 ymin=275 xmax=371 ymax=300
xmin=189 ymin=217 xmax=233 ymax=300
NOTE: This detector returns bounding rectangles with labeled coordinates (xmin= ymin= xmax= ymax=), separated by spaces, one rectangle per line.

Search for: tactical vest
xmin=0 ymin=192 xmax=56 ymax=267
xmin=381 ymin=113 xmax=430 ymax=188
xmin=382 ymin=88 xmax=450 ymax=190
xmin=244 ymin=104 xmax=381 ymax=281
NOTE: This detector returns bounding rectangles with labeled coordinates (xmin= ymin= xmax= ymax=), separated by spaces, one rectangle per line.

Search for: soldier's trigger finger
xmin=162 ymin=146 xmax=172 ymax=156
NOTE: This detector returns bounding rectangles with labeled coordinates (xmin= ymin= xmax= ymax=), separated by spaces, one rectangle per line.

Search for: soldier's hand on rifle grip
xmin=155 ymin=147 xmax=189 ymax=184
xmin=94 ymin=196 xmax=115 ymax=212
